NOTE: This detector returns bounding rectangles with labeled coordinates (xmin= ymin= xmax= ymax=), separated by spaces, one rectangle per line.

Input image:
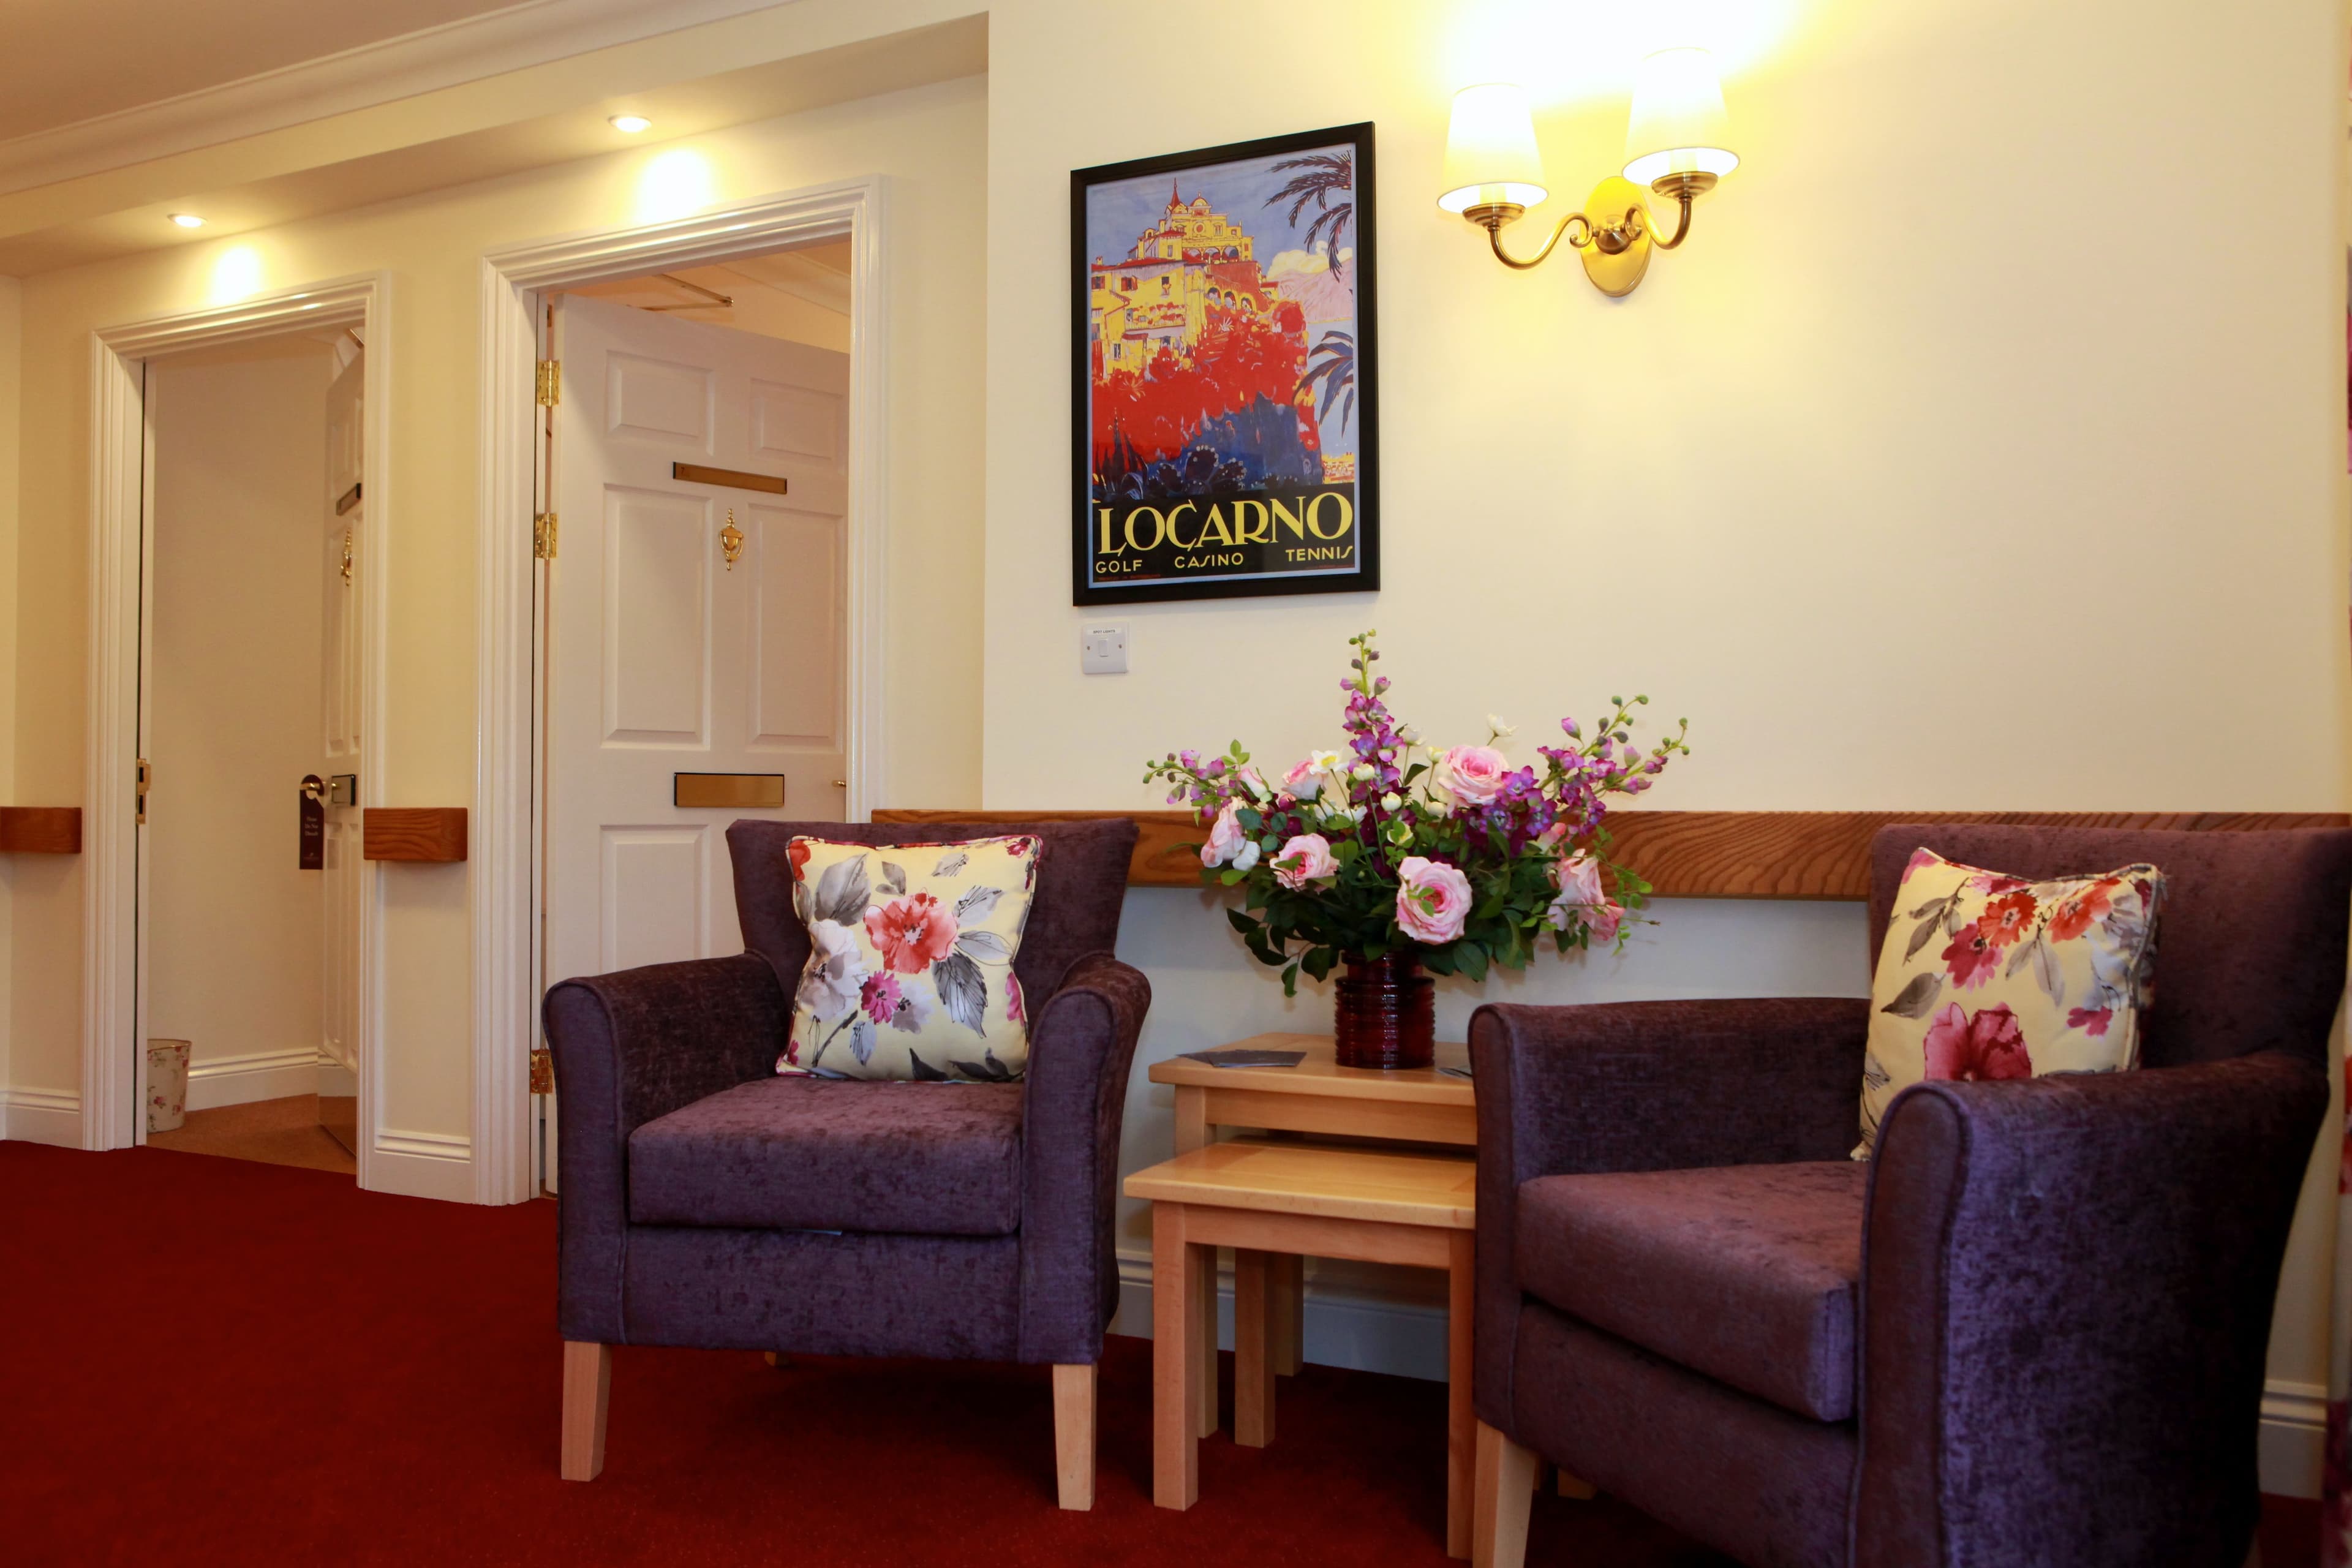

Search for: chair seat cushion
xmin=1515 ymin=1160 xmax=1865 ymax=1421
xmin=628 ymin=1077 xmax=1023 ymax=1236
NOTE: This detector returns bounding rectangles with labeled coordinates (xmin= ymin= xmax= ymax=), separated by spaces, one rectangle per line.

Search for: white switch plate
xmin=1080 ymin=622 xmax=1129 ymax=675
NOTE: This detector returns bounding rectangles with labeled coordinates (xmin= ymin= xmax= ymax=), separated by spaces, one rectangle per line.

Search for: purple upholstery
xmin=1510 ymin=1303 xmax=1856 ymax=1568
xmin=545 ymin=815 xmax=1147 ymax=1369
xmin=1516 ymin=1162 xmax=1864 ymax=1421
xmin=628 ymin=1078 xmax=1025 ymax=1236
xmin=1477 ymin=825 xmax=2352 ymax=1568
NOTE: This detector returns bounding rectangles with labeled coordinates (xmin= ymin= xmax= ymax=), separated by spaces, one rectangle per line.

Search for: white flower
xmin=1487 ymin=714 xmax=1517 ymax=744
xmin=1430 ymin=798 xmax=1453 ymax=818
xmin=1349 ymin=804 xmax=1369 ymax=823
xmin=888 ymin=977 xmax=937 ymax=1033
xmin=1308 ymin=747 xmax=1347 ymax=775
xmin=1232 ymin=840 xmax=1262 ymax=873
xmin=1398 ymin=723 xmax=1420 ymax=743
xmin=798 ymin=919 xmax=868 ymax=1022
xmin=1379 ymin=791 xmax=1403 ymax=812
xmin=1351 ymin=762 xmax=1376 ymax=782
xmin=1241 ymin=767 xmax=1272 ymax=802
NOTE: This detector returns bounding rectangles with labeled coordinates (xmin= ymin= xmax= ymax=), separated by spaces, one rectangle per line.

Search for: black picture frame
xmin=1071 ymin=122 xmax=1378 ymax=606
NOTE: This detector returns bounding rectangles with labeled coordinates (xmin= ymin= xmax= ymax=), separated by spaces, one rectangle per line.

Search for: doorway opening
xmin=530 ymin=236 xmax=857 ymax=1193
xmin=137 ymin=326 xmax=368 ymax=1177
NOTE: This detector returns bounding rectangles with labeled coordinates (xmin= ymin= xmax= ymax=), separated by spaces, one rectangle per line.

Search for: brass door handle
xmin=832 ymin=778 xmax=847 ymax=789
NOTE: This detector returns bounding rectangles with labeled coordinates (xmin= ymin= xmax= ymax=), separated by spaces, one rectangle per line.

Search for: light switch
xmin=1080 ymin=622 xmax=1129 ymax=675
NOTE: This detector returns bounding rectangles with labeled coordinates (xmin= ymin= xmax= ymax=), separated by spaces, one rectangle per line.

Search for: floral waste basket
xmin=147 ymin=1039 xmax=191 ymax=1133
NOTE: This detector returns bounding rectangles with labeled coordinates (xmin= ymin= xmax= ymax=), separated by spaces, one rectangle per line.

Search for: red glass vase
xmin=1333 ymin=952 xmax=1436 ymax=1071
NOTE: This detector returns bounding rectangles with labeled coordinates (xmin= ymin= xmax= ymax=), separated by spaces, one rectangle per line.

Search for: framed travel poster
xmin=1072 ymin=122 xmax=1378 ymax=605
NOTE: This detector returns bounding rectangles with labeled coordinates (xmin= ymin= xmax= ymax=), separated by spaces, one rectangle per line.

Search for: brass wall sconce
xmin=1439 ymin=49 xmax=1738 ymax=298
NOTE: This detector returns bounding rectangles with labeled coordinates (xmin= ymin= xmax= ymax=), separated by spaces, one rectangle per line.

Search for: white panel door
xmin=320 ymin=350 xmax=364 ymax=1084
xmin=545 ymin=294 xmax=850 ymax=991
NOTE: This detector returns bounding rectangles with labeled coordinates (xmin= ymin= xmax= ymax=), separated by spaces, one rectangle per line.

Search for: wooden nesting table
xmin=1131 ymin=1034 xmax=1479 ymax=1557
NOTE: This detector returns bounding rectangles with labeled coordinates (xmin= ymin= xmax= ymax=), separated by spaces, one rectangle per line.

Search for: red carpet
xmin=0 ymin=1142 xmax=2321 ymax=1566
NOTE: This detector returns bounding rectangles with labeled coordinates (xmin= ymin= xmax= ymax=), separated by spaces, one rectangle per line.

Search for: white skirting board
xmin=370 ymin=1130 xmax=475 ymax=1202
xmin=1 ymin=1087 xmax=82 ymax=1147
xmin=1108 ymin=1251 xmax=2329 ymax=1501
xmin=183 ymin=1046 xmax=326 ymax=1112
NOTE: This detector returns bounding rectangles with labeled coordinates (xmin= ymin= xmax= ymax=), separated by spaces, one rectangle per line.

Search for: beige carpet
xmin=147 ymin=1093 xmax=356 ymax=1176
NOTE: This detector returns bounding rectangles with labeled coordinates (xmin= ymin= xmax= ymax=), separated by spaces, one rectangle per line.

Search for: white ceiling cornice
xmin=0 ymin=0 xmax=805 ymax=198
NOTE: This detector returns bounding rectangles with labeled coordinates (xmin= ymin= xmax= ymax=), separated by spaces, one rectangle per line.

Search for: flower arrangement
xmin=1142 ymin=630 xmax=1689 ymax=1005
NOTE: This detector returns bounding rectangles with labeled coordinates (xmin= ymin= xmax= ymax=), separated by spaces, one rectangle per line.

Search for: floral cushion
xmin=1856 ymin=848 xmax=2165 ymax=1157
xmin=781 ymin=835 xmax=1042 ymax=1082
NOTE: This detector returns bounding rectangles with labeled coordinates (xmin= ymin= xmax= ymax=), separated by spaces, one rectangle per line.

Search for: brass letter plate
xmin=673 ymin=462 xmax=788 ymax=496
xmin=674 ymin=773 xmax=786 ymax=809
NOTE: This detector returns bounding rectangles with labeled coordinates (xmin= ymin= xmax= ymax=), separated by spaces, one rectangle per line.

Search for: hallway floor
xmin=145 ymin=1091 xmax=355 ymax=1174
xmin=0 ymin=1140 xmax=2323 ymax=1566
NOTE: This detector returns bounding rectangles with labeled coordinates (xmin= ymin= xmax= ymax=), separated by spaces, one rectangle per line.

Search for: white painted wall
xmin=6 ymin=72 xmax=988 ymax=1156
xmin=145 ymin=342 xmax=334 ymax=1114
xmin=976 ymin=0 xmax=2348 ymax=1495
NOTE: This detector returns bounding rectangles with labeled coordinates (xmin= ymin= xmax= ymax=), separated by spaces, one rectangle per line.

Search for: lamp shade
xmin=1439 ymin=83 xmax=1548 ymax=213
xmin=1622 ymin=47 xmax=1739 ymax=187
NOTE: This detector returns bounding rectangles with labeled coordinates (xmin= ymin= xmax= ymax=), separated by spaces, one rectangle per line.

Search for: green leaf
xmin=1301 ymin=947 xmax=1337 ymax=982
xmin=1219 ymin=868 xmax=1246 ymax=886
xmin=1458 ymin=943 xmax=1490 ymax=983
xmin=1281 ymin=962 xmax=1300 ymax=997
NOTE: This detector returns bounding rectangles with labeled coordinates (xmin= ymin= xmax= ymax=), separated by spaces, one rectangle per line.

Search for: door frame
xmin=85 ymin=273 xmax=393 ymax=1171
xmin=475 ymin=175 xmax=891 ymax=1204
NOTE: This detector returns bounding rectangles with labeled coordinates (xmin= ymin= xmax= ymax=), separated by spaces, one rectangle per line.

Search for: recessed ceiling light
xmin=168 ymin=213 xmax=205 ymax=228
xmin=609 ymin=115 xmax=651 ymax=134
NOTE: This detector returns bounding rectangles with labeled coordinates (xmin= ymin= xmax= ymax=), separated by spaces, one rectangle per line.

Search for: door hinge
xmin=535 ymin=360 xmax=561 ymax=407
xmin=533 ymin=512 xmax=558 ymax=559
xmin=530 ymin=1048 xmax=554 ymax=1096
xmin=136 ymin=758 xmax=153 ymax=824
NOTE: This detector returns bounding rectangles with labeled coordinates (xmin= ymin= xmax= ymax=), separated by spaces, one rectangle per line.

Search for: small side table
xmin=1147 ymin=1032 xmax=1473 ymax=1420
xmin=1125 ymin=1137 xmax=1479 ymax=1555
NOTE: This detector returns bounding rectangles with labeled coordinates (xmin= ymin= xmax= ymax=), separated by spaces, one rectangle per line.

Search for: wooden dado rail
xmin=0 ymin=807 xmax=81 ymax=854
xmin=871 ymin=810 xmax=2351 ymax=901
xmin=363 ymin=808 xmax=467 ymax=863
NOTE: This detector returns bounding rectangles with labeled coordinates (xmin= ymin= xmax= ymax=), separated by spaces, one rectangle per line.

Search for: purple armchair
xmin=543 ymin=817 xmax=1147 ymax=1509
xmin=1469 ymin=825 xmax=2352 ymax=1568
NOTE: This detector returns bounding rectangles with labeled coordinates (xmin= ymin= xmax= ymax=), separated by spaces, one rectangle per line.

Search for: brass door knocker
xmin=719 ymin=508 xmax=744 ymax=571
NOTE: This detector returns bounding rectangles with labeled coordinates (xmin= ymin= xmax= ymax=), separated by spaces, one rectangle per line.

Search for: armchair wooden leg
xmin=1052 ymin=1363 xmax=1096 ymax=1510
xmin=1472 ymin=1420 xmax=1536 ymax=1568
xmin=560 ymin=1341 xmax=610 ymax=1482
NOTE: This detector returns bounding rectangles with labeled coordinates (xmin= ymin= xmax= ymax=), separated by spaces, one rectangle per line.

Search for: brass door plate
xmin=674 ymin=772 xmax=786 ymax=809
xmin=673 ymin=462 xmax=788 ymax=496
xmin=328 ymin=774 xmax=359 ymax=807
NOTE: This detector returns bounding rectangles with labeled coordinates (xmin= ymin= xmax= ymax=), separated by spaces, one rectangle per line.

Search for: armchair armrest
xmin=1016 ymin=951 xmax=1152 ymax=1364
xmin=543 ymin=951 xmax=786 ymax=1343
xmin=1469 ymin=997 xmax=1869 ymax=1430
xmin=1856 ymin=1050 xmax=2327 ymax=1568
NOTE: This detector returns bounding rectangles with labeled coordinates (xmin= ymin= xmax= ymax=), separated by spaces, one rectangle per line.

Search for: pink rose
xmin=1439 ymin=745 xmax=1510 ymax=806
xmin=1534 ymin=822 xmax=1570 ymax=851
xmin=1395 ymin=856 xmax=1472 ymax=944
xmin=1271 ymin=834 xmax=1337 ymax=890
xmin=1200 ymin=801 xmax=1246 ymax=867
xmin=1545 ymin=851 xmax=1615 ymax=939
xmin=1584 ymin=900 xmax=1624 ymax=944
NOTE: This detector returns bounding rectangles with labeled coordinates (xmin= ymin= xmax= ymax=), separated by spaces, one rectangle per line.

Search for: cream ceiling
xmin=0 ymin=4 xmax=984 ymax=274
xmin=0 ymin=0 xmax=532 ymax=143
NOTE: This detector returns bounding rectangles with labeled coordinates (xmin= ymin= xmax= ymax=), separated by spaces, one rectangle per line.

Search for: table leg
xmin=1446 ymin=1230 xmax=1475 ymax=1559
xmin=1172 ymin=1085 xmax=1207 ymax=1153
xmin=1173 ymin=1085 xmax=1219 ymax=1436
xmin=1234 ymin=1250 xmax=1276 ymax=1447
xmin=1193 ymin=1246 xmax=1220 ymax=1437
xmin=1270 ymin=1252 xmax=1305 ymax=1376
xmin=1153 ymin=1203 xmax=1200 ymax=1509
